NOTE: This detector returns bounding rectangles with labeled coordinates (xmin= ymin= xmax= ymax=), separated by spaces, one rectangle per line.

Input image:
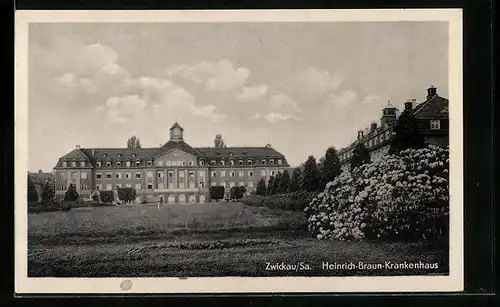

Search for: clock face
xmin=173 ymin=128 xmax=181 ymax=136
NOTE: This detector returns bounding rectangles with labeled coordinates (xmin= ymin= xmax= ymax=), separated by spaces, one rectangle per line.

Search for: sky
xmin=28 ymin=22 xmax=448 ymax=171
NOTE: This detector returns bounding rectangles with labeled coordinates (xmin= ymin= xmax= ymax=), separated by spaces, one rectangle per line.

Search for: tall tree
xmin=27 ymin=175 xmax=38 ymax=203
xmin=288 ymin=168 xmax=302 ymax=193
xmin=350 ymin=142 xmax=371 ymax=171
xmin=127 ymin=135 xmax=141 ymax=148
xmin=255 ymin=178 xmax=267 ymax=195
xmin=278 ymin=170 xmax=291 ymax=194
xmin=266 ymin=175 xmax=275 ymax=195
xmin=271 ymin=172 xmax=282 ymax=195
xmin=64 ymin=183 xmax=79 ymax=201
xmin=41 ymin=182 xmax=55 ymax=204
xmin=320 ymin=146 xmax=342 ymax=189
xmin=300 ymin=156 xmax=321 ymax=192
xmin=389 ymin=109 xmax=425 ymax=154
xmin=214 ymin=134 xmax=226 ymax=148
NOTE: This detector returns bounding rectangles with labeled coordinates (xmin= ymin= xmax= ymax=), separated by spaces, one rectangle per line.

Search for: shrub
xmin=304 ymin=145 xmax=449 ymax=241
xmin=117 ymin=187 xmax=136 ymax=203
xmin=241 ymin=190 xmax=318 ymax=211
xmin=210 ymin=186 xmax=225 ymax=202
xmin=100 ymin=191 xmax=114 ymax=204
xmin=64 ymin=184 xmax=79 ymax=201
xmin=61 ymin=200 xmax=74 ymax=211
xmin=28 ymin=200 xmax=61 ymax=213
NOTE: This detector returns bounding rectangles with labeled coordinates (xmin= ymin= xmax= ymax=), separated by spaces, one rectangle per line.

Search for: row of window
xmin=61 ymin=158 xmax=285 ymax=168
xmin=211 ymin=181 xmax=254 ymax=188
xmin=339 ymin=129 xmax=392 ymax=161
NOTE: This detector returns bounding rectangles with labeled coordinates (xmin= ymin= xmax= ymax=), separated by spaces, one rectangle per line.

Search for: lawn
xmin=28 ymin=202 xmax=449 ymax=277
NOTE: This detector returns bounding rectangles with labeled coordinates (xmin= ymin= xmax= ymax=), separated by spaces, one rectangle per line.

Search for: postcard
xmin=15 ymin=9 xmax=463 ymax=293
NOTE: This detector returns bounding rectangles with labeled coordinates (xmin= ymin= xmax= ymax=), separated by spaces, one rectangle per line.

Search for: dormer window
xmin=147 ymin=160 xmax=153 ymax=166
xmin=220 ymin=160 xmax=225 ymax=166
xmin=96 ymin=161 xmax=101 ymax=167
xmin=116 ymin=161 xmax=122 ymax=167
xmin=126 ymin=161 xmax=131 ymax=167
xmin=62 ymin=161 xmax=68 ymax=167
xmin=211 ymin=160 xmax=216 ymax=166
xmin=277 ymin=159 xmax=283 ymax=165
xmin=238 ymin=160 xmax=243 ymax=166
xmin=188 ymin=161 xmax=194 ymax=166
xmin=80 ymin=161 xmax=85 ymax=167
xmin=247 ymin=159 xmax=253 ymax=165
xmin=135 ymin=160 xmax=140 ymax=167
xmin=106 ymin=161 xmax=112 ymax=167
xmin=229 ymin=160 xmax=234 ymax=166
xmin=430 ymin=119 xmax=441 ymax=130
xmin=269 ymin=159 xmax=274 ymax=164
xmin=261 ymin=159 xmax=267 ymax=165
xmin=71 ymin=161 xmax=76 ymax=167
xmin=200 ymin=160 xmax=205 ymax=166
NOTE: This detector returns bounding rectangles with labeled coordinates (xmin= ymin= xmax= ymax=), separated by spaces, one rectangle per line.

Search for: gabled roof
xmin=59 ymin=148 xmax=91 ymax=161
xmin=195 ymin=146 xmax=286 ymax=159
xmin=155 ymin=141 xmax=205 ymax=157
xmin=413 ymin=95 xmax=449 ymax=118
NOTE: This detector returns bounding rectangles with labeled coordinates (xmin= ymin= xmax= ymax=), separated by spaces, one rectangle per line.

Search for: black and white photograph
xmin=15 ymin=10 xmax=463 ymax=293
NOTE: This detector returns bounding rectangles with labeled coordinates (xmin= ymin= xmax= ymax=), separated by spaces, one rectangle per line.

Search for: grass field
xmin=28 ymin=202 xmax=449 ymax=277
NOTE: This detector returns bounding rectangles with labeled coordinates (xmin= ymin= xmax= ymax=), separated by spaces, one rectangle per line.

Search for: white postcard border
xmin=15 ymin=9 xmax=463 ymax=294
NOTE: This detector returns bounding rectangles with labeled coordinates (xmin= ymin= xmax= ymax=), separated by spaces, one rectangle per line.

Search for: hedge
xmin=241 ymin=190 xmax=319 ymax=211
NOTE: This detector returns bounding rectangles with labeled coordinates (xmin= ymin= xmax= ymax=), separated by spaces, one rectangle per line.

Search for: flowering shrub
xmin=305 ymin=145 xmax=449 ymax=241
xmin=242 ymin=191 xmax=319 ymax=211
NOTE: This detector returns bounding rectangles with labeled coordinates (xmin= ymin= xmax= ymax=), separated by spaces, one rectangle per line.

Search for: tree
xmin=266 ymin=175 xmax=275 ymax=195
xmin=209 ymin=186 xmax=225 ymax=202
xmin=300 ymin=156 xmax=321 ymax=192
xmin=126 ymin=135 xmax=142 ymax=148
xmin=270 ymin=172 xmax=282 ymax=195
xmin=350 ymin=142 xmax=371 ymax=171
xmin=117 ymin=187 xmax=137 ymax=204
xmin=230 ymin=186 xmax=246 ymax=200
xmin=92 ymin=193 xmax=100 ymax=202
xmin=100 ymin=191 xmax=114 ymax=204
xmin=41 ymin=182 xmax=55 ymax=204
xmin=256 ymin=178 xmax=267 ymax=195
xmin=27 ymin=175 xmax=38 ymax=204
xmin=389 ymin=110 xmax=425 ymax=154
xmin=320 ymin=147 xmax=342 ymax=190
xmin=214 ymin=134 xmax=226 ymax=148
xmin=64 ymin=184 xmax=79 ymax=201
xmin=278 ymin=170 xmax=291 ymax=194
xmin=288 ymin=168 xmax=302 ymax=193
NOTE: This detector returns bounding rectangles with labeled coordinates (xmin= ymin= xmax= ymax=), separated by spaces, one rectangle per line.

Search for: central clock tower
xmin=169 ymin=122 xmax=184 ymax=142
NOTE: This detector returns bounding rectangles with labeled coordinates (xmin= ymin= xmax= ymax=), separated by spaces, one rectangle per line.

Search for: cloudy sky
xmin=28 ymin=22 xmax=448 ymax=171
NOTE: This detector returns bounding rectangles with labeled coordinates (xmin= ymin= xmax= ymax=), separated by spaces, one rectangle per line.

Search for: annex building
xmin=338 ymin=86 xmax=449 ymax=172
xmin=53 ymin=123 xmax=290 ymax=203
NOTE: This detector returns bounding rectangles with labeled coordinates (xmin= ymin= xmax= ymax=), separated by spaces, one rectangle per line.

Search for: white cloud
xmin=235 ymin=85 xmax=268 ymax=101
xmin=361 ymin=93 xmax=381 ymax=104
xmin=105 ymin=95 xmax=146 ymax=123
xmin=289 ymin=66 xmax=343 ymax=95
xmin=189 ymin=104 xmax=226 ymax=122
xmin=330 ymin=90 xmax=358 ymax=108
xmin=264 ymin=112 xmax=300 ymax=123
xmin=269 ymin=94 xmax=301 ymax=112
xmin=167 ymin=59 xmax=250 ymax=91
xmin=54 ymin=73 xmax=98 ymax=95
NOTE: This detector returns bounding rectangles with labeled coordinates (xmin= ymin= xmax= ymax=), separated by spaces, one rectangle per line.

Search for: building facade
xmin=53 ymin=123 xmax=290 ymax=203
xmin=338 ymin=86 xmax=449 ymax=172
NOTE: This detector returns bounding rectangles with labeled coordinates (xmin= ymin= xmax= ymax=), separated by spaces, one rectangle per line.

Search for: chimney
xmin=357 ymin=130 xmax=364 ymax=140
xmin=427 ymin=86 xmax=437 ymax=99
xmin=404 ymin=99 xmax=413 ymax=111
xmin=370 ymin=122 xmax=378 ymax=131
